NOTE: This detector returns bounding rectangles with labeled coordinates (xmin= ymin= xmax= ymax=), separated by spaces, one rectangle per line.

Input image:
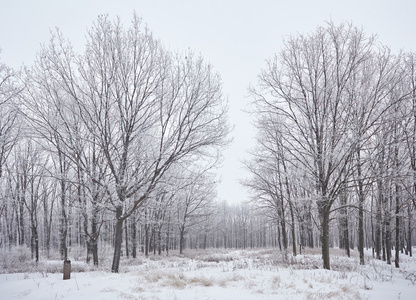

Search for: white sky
xmin=1 ymin=0 xmax=416 ymax=204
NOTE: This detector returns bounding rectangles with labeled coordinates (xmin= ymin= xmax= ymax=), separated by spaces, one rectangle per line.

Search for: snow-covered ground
xmin=1 ymin=248 xmax=415 ymax=299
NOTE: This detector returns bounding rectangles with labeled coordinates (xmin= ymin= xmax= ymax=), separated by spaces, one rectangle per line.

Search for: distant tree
xmin=346 ymin=46 xmax=404 ymax=265
xmin=402 ymin=52 xmax=416 ymax=257
xmin=243 ymin=114 xmax=298 ymax=257
xmin=0 ymin=55 xmax=24 ymax=246
xmin=0 ymin=54 xmax=21 ymax=179
xmin=175 ymin=169 xmax=216 ymax=254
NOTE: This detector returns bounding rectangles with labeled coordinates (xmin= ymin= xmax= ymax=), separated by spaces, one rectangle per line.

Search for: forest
xmin=0 ymin=15 xmax=415 ymax=279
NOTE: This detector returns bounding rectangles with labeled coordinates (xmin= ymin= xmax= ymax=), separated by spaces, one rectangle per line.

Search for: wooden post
xmin=63 ymin=258 xmax=71 ymax=280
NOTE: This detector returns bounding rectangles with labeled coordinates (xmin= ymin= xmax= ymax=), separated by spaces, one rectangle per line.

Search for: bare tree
xmin=347 ymin=46 xmax=404 ymax=265
xmin=402 ymin=52 xmax=416 ymax=257
xmin=250 ymin=22 xmax=382 ymax=269
xmin=0 ymin=54 xmax=21 ymax=179
xmin=9 ymin=140 xmax=48 ymax=263
xmin=22 ymin=15 xmax=228 ymax=272
xmin=243 ymin=134 xmax=289 ymax=256
xmin=244 ymin=113 xmax=300 ymax=257
xmin=174 ymin=169 xmax=216 ymax=254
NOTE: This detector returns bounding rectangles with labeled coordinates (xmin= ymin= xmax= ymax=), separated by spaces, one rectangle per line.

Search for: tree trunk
xmin=166 ymin=228 xmax=170 ymax=255
xmin=279 ymin=206 xmax=288 ymax=253
xmin=277 ymin=223 xmax=282 ymax=251
xmin=153 ymin=227 xmax=156 ymax=255
xmin=339 ymin=189 xmax=350 ymax=257
xmin=59 ymin=180 xmax=68 ymax=260
xmin=157 ymin=227 xmax=162 ymax=255
xmin=382 ymin=221 xmax=386 ymax=261
xmin=307 ymin=204 xmax=314 ymax=248
xmin=319 ymin=200 xmax=331 ymax=270
xmin=375 ymin=184 xmax=382 ymax=259
xmin=86 ymin=241 xmax=92 ymax=264
xmin=92 ymin=242 xmax=98 ymax=266
xmin=282 ymin=158 xmax=296 ymax=256
xmin=43 ymin=193 xmax=52 ymax=258
xmin=203 ymin=232 xmax=207 ymax=250
xmin=111 ymin=205 xmax=124 ymax=273
xmin=289 ymin=204 xmax=296 ymax=256
xmin=18 ymin=198 xmax=24 ymax=246
xmin=358 ymin=192 xmax=364 ymax=265
xmin=31 ymin=224 xmax=39 ymax=264
xmin=395 ymin=184 xmax=400 ymax=268
xmin=166 ymin=217 xmax=170 ymax=256
xmin=144 ymin=223 xmax=149 ymax=256
xmin=408 ymin=204 xmax=412 ymax=257
xmin=344 ymin=213 xmax=350 ymax=258
xmin=385 ymin=211 xmax=392 ymax=265
xmin=357 ymin=148 xmax=365 ymax=265
xmin=125 ymin=220 xmax=129 ymax=258
xmin=132 ymin=216 xmax=137 ymax=258
xmin=179 ymin=225 xmax=185 ymax=254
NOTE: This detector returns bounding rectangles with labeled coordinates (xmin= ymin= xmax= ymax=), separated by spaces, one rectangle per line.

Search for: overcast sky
xmin=1 ymin=0 xmax=416 ymax=204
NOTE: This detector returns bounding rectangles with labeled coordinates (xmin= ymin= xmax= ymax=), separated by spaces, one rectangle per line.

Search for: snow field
xmin=1 ymin=248 xmax=415 ymax=299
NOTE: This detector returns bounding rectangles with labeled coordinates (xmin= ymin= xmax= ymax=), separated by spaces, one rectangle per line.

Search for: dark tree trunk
xmin=153 ymin=228 xmax=156 ymax=255
xmin=358 ymin=192 xmax=364 ymax=264
xmin=357 ymin=148 xmax=365 ymax=265
xmin=34 ymin=231 xmax=39 ymax=264
xmin=86 ymin=241 xmax=92 ymax=264
xmin=132 ymin=216 xmax=137 ymax=258
xmin=408 ymin=204 xmax=412 ymax=257
xmin=344 ymin=214 xmax=350 ymax=258
xmin=276 ymin=223 xmax=282 ymax=251
xmin=166 ymin=217 xmax=171 ymax=256
xmin=318 ymin=199 xmax=330 ymax=270
xmin=43 ymin=193 xmax=52 ymax=258
xmin=91 ymin=197 xmax=99 ymax=266
xmin=85 ymin=221 xmax=99 ymax=266
xmin=203 ymin=232 xmax=207 ymax=250
xmin=125 ymin=220 xmax=129 ymax=258
xmin=111 ymin=205 xmax=124 ymax=273
xmin=57 ymin=148 xmax=68 ymax=260
xmin=307 ymin=210 xmax=314 ymax=248
xmin=277 ymin=164 xmax=288 ymax=255
xmin=375 ymin=183 xmax=382 ymax=259
xmin=382 ymin=222 xmax=386 ymax=261
xmin=31 ymin=224 xmax=39 ymax=264
xmin=59 ymin=180 xmax=68 ymax=260
xmin=144 ymin=223 xmax=149 ymax=256
xmin=385 ymin=212 xmax=392 ymax=265
xmin=92 ymin=242 xmax=98 ymax=266
xmin=282 ymin=158 xmax=296 ymax=256
xmin=157 ymin=227 xmax=162 ymax=255
xmin=339 ymin=189 xmax=350 ymax=257
xmin=289 ymin=204 xmax=296 ymax=256
xmin=279 ymin=206 xmax=287 ymax=252
xmin=18 ymin=198 xmax=25 ymax=246
xmin=395 ymin=184 xmax=400 ymax=268
xmin=179 ymin=225 xmax=185 ymax=254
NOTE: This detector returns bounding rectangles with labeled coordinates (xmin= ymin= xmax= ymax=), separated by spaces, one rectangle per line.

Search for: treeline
xmin=0 ymin=196 xmax=289 ymax=263
xmin=0 ymin=17 xmax=415 ymax=272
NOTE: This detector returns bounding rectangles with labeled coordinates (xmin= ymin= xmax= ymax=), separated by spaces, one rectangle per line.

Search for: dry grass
xmin=2 ymin=245 xmax=414 ymax=300
xmin=142 ymin=269 xmax=216 ymax=290
xmin=187 ymin=275 xmax=213 ymax=286
xmin=0 ymin=246 xmax=93 ymax=274
xmin=305 ymin=288 xmax=363 ymax=300
xmin=270 ymin=275 xmax=281 ymax=289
